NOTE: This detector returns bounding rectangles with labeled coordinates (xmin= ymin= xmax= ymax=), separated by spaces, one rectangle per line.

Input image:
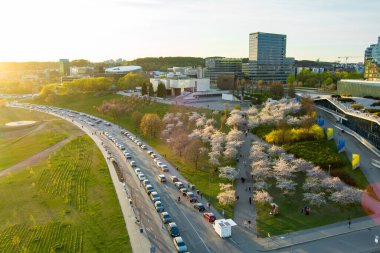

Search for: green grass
xmin=0 ymin=135 xmax=131 ymax=252
xmin=284 ymin=140 xmax=369 ymax=189
xmin=0 ymin=107 xmax=81 ymax=171
xmin=256 ymin=175 xmax=366 ymax=237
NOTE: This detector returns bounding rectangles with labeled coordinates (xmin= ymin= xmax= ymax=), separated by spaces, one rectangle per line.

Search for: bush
xmin=351 ymin=104 xmax=364 ymax=110
xmin=340 ymin=94 xmax=352 ymax=97
xmin=370 ymin=101 xmax=380 ymax=107
xmin=265 ymin=125 xmax=324 ymax=145
xmin=252 ymin=124 xmax=276 ymax=139
xmin=330 ymin=170 xmax=358 ymax=188
xmin=364 ymin=96 xmax=380 ymax=100
xmin=365 ymin=108 xmax=380 ymax=113
xmin=338 ymin=97 xmax=355 ymax=103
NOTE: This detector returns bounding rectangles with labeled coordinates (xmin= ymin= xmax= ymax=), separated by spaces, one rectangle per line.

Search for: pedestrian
xmin=200 ymin=192 xmax=203 ymax=199
xmin=240 ymin=154 xmax=242 ymax=158
xmin=348 ymin=220 xmax=351 ymax=228
xmin=207 ymin=202 xmax=211 ymax=210
xmin=248 ymin=187 xmax=251 ymax=192
xmin=236 ymin=196 xmax=239 ymax=201
xmin=249 ymin=197 xmax=252 ymax=205
xmin=196 ymin=190 xmax=200 ymax=195
xmin=176 ymin=167 xmax=179 ymax=171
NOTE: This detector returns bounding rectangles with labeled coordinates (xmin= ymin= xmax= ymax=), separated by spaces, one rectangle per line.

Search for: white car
xmin=156 ymin=161 xmax=163 ymax=167
xmin=173 ymin=237 xmax=188 ymax=253
xmin=140 ymin=145 xmax=147 ymax=150
xmin=134 ymin=168 xmax=142 ymax=175
xmin=160 ymin=164 xmax=169 ymax=172
xmin=129 ymin=160 xmax=136 ymax=167
xmin=137 ymin=173 xmax=146 ymax=181
xmin=124 ymin=153 xmax=132 ymax=159
xmin=150 ymin=153 xmax=158 ymax=159
xmin=147 ymin=151 xmax=154 ymax=155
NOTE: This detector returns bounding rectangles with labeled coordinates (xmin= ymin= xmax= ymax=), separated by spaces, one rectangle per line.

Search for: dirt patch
xmin=5 ymin=121 xmax=37 ymax=127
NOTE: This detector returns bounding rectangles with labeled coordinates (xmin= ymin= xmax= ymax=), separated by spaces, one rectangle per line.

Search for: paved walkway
xmin=0 ymin=132 xmax=83 ymax=178
xmin=233 ymin=133 xmax=256 ymax=233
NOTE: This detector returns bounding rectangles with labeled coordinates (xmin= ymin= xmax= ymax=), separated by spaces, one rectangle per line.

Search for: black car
xmin=167 ymin=222 xmax=180 ymax=237
xmin=193 ymin=203 xmax=206 ymax=212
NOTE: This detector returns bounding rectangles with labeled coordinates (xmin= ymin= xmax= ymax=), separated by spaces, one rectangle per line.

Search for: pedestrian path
xmin=233 ymin=133 xmax=257 ymax=233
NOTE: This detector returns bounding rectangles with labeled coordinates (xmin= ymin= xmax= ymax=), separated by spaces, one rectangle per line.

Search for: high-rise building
xmin=248 ymin=32 xmax=294 ymax=83
xmin=364 ymin=37 xmax=380 ymax=81
xmin=59 ymin=59 xmax=70 ymax=76
xmin=204 ymin=57 xmax=243 ymax=84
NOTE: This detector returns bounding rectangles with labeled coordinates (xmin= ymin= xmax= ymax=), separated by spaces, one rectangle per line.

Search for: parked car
xmin=141 ymin=145 xmax=147 ymax=150
xmin=124 ymin=153 xmax=132 ymax=159
xmin=160 ymin=164 xmax=169 ymax=172
xmin=150 ymin=192 xmax=160 ymax=202
xmin=134 ymin=168 xmax=142 ymax=175
xmin=160 ymin=212 xmax=172 ymax=224
xmin=143 ymin=179 xmax=151 ymax=187
xmin=173 ymin=236 xmax=188 ymax=253
xmin=203 ymin=212 xmax=216 ymax=222
xmin=147 ymin=150 xmax=154 ymax=155
xmin=186 ymin=192 xmax=197 ymax=203
xmin=129 ymin=160 xmax=136 ymax=167
xmin=119 ymin=145 xmax=125 ymax=150
xmin=150 ymin=153 xmax=158 ymax=159
xmin=137 ymin=173 xmax=146 ymax=181
xmin=145 ymin=184 xmax=154 ymax=194
xmin=167 ymin=222 xmax=180 ymax=237
xmin=158 ymin=174 xmax=166 ymax=182
xmin=170 ymin=176 xmax=179 ymax=183
xmin=194 ymin=203 xmax=206 ymax=212
xmin=154 ymin=201 xmax=164 ymax=212
xmin=180 ymin=188 xmax=188 ymax=196
xmin=174 ymin=182 xmax=185 ymax=189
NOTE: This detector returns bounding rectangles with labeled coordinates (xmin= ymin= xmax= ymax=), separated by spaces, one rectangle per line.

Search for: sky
xmin=0 ymin=0 xmax=379 ymax=62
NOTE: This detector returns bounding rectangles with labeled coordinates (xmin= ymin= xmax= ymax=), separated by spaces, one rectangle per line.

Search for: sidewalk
xmin=255 ymin=215 xmax=380 ymax=251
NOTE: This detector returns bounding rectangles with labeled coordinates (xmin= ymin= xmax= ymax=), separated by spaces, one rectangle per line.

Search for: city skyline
xmin=0 ymin=0 xmax=379 ymax=62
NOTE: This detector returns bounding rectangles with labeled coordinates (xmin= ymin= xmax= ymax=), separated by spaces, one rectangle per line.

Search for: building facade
xmin=364 ymin=36 xmax=380 ymax=81
xmin=204 ymin=57 xmax=243 ymax=83
xmin=248 ymin=32 xmax=294 ymax=83
xmin=59 ymin=59 xmax=70 ymax=76
xmin=337 ymin=79 xmax=380 ymax=97
xmin=150 ymin=78 xmax=210 ymax=96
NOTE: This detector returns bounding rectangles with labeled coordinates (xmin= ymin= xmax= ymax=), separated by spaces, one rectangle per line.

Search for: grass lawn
xmin=256 ymin=175 xmax=366 ymax=237
xmin=0 ymin=135 xmax=131 ymax=252
xmin=0 ymin=107 xmax=81 ymax=171
xmin=284 ymin=140 xmax=369 ymax=189
xmin=28 ymin=93 xmax=235 ymax=216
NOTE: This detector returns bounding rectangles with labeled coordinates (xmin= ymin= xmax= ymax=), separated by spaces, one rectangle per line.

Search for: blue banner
xmin=318 ymin=118 xmax=325 ymax=127
xmin=338 ymin=139 xmax=345 ymax=152
xmin=295 ymin=97 xmax=301 ymax=103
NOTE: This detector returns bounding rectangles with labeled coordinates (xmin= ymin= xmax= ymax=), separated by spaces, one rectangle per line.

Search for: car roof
xmin=174 ymin=236 xmax=184 ymax=243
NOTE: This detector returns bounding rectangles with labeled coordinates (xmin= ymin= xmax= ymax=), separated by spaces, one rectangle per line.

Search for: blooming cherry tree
xmin=219 ymin=166 xmax=239 ymax=181
xmin=254 ymin=190 xmax=273 ymax=204
xmin=303 ymin=192 xmax=326 ymax=206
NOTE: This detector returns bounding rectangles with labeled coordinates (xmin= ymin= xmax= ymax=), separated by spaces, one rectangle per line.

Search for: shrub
xmin=340 ymin=94 xmax=352 ymax=97
xmin=351 ymin=104 xmax=364 ymax=110
xmin=338 ymin=97 xmax=355 ymax=103
xmin=365 ymin=108 xmax=380 ymax=113
xmin=264 ymin=125 xmax=324 ymax=144
xmin=370 ymin=101 xmax=380 ymax=107
xmin=364 ymin=96 xmax=380 ymax=100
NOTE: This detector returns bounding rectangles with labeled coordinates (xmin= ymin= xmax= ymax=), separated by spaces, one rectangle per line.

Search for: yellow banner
xmin=327 ymin=128 xmax=333 ymax=140
xmin=352 ymin=154 xmax=360 ymax=170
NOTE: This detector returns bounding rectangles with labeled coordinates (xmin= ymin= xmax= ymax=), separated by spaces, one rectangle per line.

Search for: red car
xmin=203 ymin=212 xmax=216 ymax=222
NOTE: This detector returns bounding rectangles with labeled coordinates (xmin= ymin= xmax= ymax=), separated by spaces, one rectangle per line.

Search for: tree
xmin=270 ymin=82 xmax=284 ymax=100
xmin=171 ymin=131 xmax=190 ymax=157
xmin=117 ymin=72 xmax=149 ymax=90
xmin=287 ymin=74 xmax=296 ymax=85
xmin=141 ymin=83 xmax=147 ymax=95
xmin=140 ymin=113 xmax=161 ymax=138
xmin=217 ymin=184 xmax=236 ymax=205
xmin=219 ymin=166 xmax=239 ymax=182
xmin=131 ymin=111 xmax=143 ymax=128
xmin=288 ymin=83 xmax=296 ymax=98
xmin=254 ymin=190 xmax=273 ymax=204
xmin=148 ymin=83 xmax=154 ymax=96
xmin=157 ymin=82 xmax=166 ymax=98
xmin=184 ymin=139 xmax=203 ymax=169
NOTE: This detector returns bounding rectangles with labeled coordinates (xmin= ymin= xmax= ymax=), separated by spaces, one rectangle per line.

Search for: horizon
xmin=0 ymin=0 xmax=379 ymax=62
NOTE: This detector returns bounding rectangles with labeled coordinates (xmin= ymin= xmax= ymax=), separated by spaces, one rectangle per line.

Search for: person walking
xmin=249 ymin=197 xmax=252 ymax=205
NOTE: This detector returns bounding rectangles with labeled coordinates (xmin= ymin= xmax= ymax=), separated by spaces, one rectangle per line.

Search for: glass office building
xmin=204 ymin=57 xmax=243 ymax=83
xmin=59 ymin=59 xmax=70 ymax=76
xmin=364 ymin=37 xmax=380 ymax=81
xmin=248 ymin=32 xmax=294 ymax=83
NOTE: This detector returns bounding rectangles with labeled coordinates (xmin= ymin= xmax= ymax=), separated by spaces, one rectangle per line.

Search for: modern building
xmin=104 ymin=66 xmax=142 ymax=75
xmin=59 ymin=59 xmax=70 ymax=76
xmin=150 ymin=78 xmax=210 ymax=96
xmin=70 ymin=66 xmax=94 ymax=76
xmin=337 ymin=79 xmax=380 ymax=97
xmin=248 ymin=32 xmax=294 ymax=83
xmin=364 ymin=36 xmax=380 ymax=81
xmin=204 ymin=57 xmax=243 ymax=84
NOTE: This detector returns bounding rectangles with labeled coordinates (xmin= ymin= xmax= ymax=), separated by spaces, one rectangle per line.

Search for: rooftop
xmin=340 ymin=79 xmax=380 ymax=87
